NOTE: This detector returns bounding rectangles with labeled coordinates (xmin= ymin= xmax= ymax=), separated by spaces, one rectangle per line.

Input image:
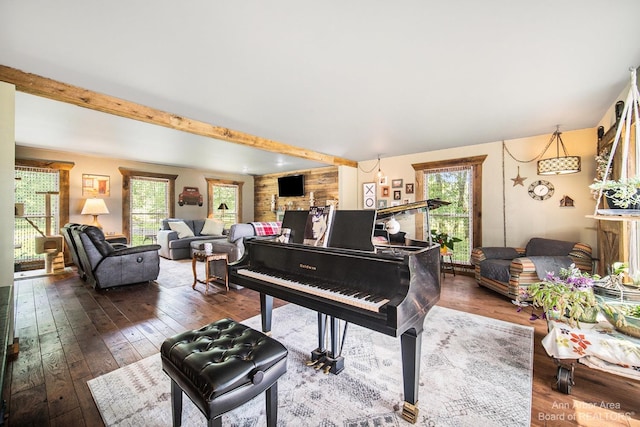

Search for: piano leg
xmin=311 ymin=312 xmax=327 ymax=362
xmin=400 ymin=321 xmax=424 ymax=424
xmin=259 ymin=293 xmax=273 ymax=334
xmin=309 ymin=314 xmax=344 ymax=374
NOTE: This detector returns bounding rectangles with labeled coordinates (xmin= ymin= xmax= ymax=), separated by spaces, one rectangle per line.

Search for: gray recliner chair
xmin=74 ymin=225 xmax=161 ymax=290
xmin=61 ymin=223 xmax=85 ymax=280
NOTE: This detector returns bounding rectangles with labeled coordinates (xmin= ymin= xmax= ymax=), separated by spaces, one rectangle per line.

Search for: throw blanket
xmin=251 ymin=222 xmax=281 ymax=236
xmin=529 ymin=256 xmax=573 ymax=280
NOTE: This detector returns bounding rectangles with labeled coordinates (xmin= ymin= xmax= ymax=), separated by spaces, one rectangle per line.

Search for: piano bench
xmin=160 ymin=318 xmax=288 ymax=427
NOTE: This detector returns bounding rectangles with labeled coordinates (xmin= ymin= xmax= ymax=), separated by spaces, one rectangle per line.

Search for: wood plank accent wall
xmin=254 ymin=166 xmax=339 ymax=222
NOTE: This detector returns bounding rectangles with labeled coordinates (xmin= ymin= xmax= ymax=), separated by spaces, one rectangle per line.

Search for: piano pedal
xmin=305 ymin=359 xmax=320 ymax=367
xmin=323 ymin=365 xmax=331 ymax=374
xmin=314 ymin=362 xmax=325 ymax=371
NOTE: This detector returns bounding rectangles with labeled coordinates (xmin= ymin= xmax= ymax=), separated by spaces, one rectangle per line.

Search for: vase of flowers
xmin=524 ymin=264 xmax=600 ymax=327
xmin=430 ymin=230 xmax=461 ymax=253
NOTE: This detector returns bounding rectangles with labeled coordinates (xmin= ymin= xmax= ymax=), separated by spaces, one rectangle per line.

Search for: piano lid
xmin=375 ymin=199 xmax=450 ymax=220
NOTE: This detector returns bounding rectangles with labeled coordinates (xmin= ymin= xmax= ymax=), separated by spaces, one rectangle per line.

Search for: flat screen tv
xmin=277 ymin=174 xmax=305 ymax=197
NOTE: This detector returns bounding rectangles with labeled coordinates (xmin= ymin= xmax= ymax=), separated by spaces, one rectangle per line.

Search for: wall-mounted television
xmin=278 ymin=174 xmax=305 ymax=197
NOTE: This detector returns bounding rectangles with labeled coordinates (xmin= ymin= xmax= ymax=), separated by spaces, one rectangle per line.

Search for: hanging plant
xmin=589 ymin=177 xmax=640 ymax=209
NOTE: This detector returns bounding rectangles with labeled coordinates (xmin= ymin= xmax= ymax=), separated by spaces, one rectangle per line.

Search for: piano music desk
xmin=191 ymin=250 xmax=229 ymax=294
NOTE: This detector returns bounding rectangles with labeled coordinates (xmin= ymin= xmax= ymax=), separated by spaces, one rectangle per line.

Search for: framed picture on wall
xmin=82 ymin=174 xmax=110 ymax=197
xmin=405 ymin=183 xmax=414 ymax=194
xmin=392 ymin=179 xmax=403 ymax=188
xmin=393 ymin=190 xmax=401 ymax=200
xmin=363 ymin=182 xmax=376 ymax=209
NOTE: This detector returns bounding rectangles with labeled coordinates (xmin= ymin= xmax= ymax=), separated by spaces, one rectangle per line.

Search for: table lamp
xmin=81 ymin=198 xmax=109 ymax=229
xmin=217 ymin=203 xmax=229 ymax=220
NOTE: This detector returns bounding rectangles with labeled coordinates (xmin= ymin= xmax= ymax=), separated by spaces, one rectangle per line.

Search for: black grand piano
xmin=229 ymin=207 xmax=441 ymax=423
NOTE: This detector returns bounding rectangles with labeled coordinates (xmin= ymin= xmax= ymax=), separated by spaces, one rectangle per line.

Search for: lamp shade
xmin=217 ymin=203 xmax=229 ymax=210
xmin=81 ymin=198 xmax=109 ymax=229
xmin=537 ymin=156 xmax=581 ymax=175
xmin=81 ymin=198 xmax=109 ymax=215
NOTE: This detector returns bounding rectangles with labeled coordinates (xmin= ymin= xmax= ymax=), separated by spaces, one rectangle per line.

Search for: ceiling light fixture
xmin=537 ymin=126 xmax=581 ymax=175
xmin=376 ymin=155 xmax=383 ymax=179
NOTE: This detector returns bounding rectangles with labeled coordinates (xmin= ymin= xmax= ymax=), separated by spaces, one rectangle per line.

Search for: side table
xmin=440 ymin=250 xmax=455 ymax=277
xmin=191 ymin=250 xmax=229 ymax=294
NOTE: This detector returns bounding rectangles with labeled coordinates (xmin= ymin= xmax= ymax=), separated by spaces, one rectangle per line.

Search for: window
xmin=120 ymin=168 xmax=177 ymax=245
xmin=206 ymin=178 xmax=243 ymax=228
xmin=413 ymin=155 xmax=486 ymax=265
xmin=130 ymin=177 xmax=170 ymax=246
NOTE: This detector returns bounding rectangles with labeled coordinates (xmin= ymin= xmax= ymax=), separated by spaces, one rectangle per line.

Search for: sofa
xmin=470 ymin=237 xmax=593 ymax=301
xmin=157 ymin=218 xmax=226 ymax=260
xmin=73 ymin=225 xmax=161 ymax=289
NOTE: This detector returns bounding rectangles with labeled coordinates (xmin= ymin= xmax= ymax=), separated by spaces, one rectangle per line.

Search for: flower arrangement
xmin=518 ymin=264 xmax=600 ymax=327
xmin=430 ymin=230 xmax=461 ymax=250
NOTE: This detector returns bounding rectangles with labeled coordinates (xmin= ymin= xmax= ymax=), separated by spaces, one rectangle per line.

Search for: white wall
xmin=1 ymin=83 xmax=15 ymax=286
xmin=15 ymin=146 xmax=255 ymax=233
xmin=357 ymin=127 xmax=599 ymax=252
xmin=1 ymin=82 xmax=16 ymax=346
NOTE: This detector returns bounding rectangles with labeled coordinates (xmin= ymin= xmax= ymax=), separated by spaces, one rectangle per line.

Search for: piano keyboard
xmin=236 ymin=268 xmax=390 ymax=312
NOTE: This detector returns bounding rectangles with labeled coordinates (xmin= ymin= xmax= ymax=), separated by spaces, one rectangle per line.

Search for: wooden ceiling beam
xmin=0 ymin=65 xmax=357 ymax=168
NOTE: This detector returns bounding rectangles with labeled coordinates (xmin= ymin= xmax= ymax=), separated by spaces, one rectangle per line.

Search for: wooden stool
xmin=192 ymin=250 xmax=229 ymax=293
xmin=161 ymin=318 xmax=288 ymax=427
xmin=440 ymin=250 xmax=456 ymax=277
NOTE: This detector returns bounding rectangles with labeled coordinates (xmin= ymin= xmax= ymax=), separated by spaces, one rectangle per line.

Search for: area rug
xmin=88 ymin=304 xmax=533 ymax=426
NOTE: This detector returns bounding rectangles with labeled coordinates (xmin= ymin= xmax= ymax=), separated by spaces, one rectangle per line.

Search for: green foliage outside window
xmin=425 ymin=168 xmax=471 ymax=264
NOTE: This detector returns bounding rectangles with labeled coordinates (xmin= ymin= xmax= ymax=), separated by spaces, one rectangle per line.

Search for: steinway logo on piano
xmin=299 ymin=263 xmax=317 ymax=271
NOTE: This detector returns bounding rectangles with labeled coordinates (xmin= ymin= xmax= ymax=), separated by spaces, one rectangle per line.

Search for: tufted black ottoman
xmin=161 ymin=318 xmax=288 ymax=427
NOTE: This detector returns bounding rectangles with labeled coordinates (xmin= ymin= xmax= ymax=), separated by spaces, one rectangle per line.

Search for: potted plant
xmin=589 ymin=176 xmax=640 ymax=209
xmin=430 ymin=230 xmax=461 ymax=253
xmin=523 ymin=264 xmax=600 ymax=327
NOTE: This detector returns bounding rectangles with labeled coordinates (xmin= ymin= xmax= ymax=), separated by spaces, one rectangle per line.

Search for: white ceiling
xmin=3 ymin=1 xmax=640 ymax=175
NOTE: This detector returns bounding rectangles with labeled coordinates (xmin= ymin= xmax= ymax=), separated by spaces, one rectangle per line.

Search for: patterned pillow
xmin=168 ymin=221 xmax=194 ymax=239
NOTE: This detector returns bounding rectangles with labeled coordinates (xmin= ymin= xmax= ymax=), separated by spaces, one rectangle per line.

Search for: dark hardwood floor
xmin=5 ymin=260 xmax=639 ymax=426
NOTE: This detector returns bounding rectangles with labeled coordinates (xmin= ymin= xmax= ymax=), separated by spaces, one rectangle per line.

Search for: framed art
xmin=381 ymin=186 xmax=390 ymax=197
xmin=377 ymin=199 xmax=387 ymax=209
xmin=378 ymin=176 xmax=388 ymax=186
xmin=405 ymin=183 xmax=414 ymax=194
xmin=393 ymin=190 xmax=401 ymax=200
xmin=392 ymin=179 xmax=403 ymax=188
xmin=82 ymin=174 xmax=110 ymax=197
xmin=363 ymin=182 xmax=376 ymax=209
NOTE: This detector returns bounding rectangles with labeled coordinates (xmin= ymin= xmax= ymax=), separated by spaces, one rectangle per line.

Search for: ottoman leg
xmin=265 ymin=382 xmax=278 ymax=427
xmin=208 ymin=416 xmax=222 ymax=427
xmin=171 ymin=379 xmax=183 ymax=427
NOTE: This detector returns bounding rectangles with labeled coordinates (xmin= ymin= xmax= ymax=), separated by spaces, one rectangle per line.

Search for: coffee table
xmin=191 ymin=250 xmax=229 ymax=294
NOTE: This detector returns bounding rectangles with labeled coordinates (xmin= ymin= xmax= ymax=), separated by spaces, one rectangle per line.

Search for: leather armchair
xmin=61 ymin=223 xmax=87 ymax=280
xmin=471 ymin=238 xmax=593 ymax=301
xmin=73 ymin=225 xmax=161 ymax=289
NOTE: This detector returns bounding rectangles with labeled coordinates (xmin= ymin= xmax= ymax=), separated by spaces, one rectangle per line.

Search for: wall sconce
xmin=537 ymin=126 xmax=581 ymax=175
xmin=81 ymin=198 xmax=109 ymax=229
xmin=270 ymin=194 xmax=277 ymax=212
xmin=309 ymin=191 xmax=315 ymax=207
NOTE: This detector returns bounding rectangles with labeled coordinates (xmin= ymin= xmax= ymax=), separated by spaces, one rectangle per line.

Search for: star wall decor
xmin=511 ymin=166 xmax=526 ymax=186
